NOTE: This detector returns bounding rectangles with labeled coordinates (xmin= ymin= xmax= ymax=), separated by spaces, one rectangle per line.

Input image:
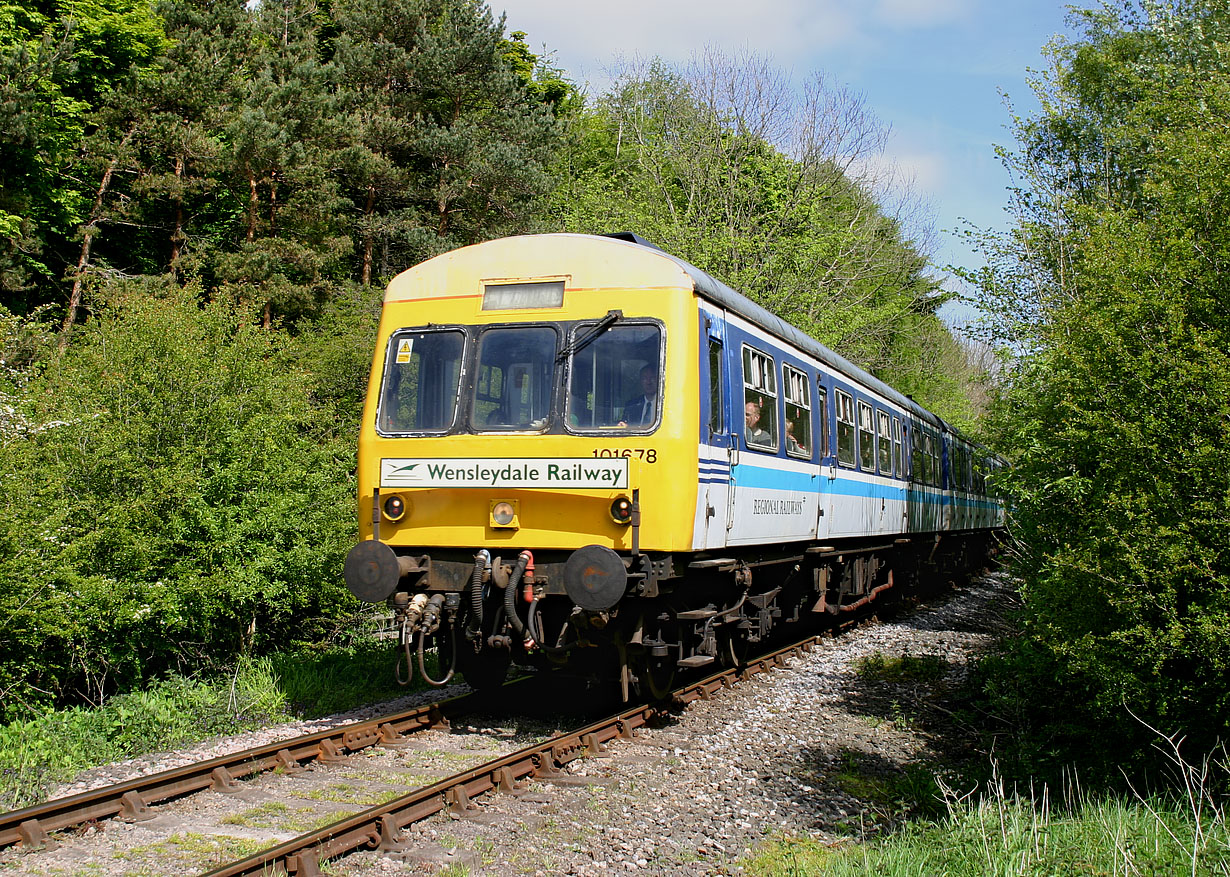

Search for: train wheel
xmin=632 ymin=648 xmax=676 ymax=700
xmin=717 ymin=621 xmax=749 ymax=669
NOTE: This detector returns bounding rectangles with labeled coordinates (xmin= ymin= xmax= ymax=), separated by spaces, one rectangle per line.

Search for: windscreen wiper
xmin=556 ymin=309 xmax=623 ymax=362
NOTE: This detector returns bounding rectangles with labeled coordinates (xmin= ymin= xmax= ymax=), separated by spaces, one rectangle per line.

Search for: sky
xmin=493 ymin=0 xmax=1081 ymax=327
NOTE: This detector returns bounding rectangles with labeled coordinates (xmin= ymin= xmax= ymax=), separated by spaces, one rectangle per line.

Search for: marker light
xmin=610 ymin=496 xmax=633 ymax=525
xmin=490 ymin=500 xmax=519 ymax=528
xmin=382 ymin=494 xmax=407 ymax=522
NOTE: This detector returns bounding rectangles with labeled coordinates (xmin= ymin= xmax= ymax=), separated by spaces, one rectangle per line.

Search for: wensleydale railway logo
xmin=381 ymin=457 xmax=630 ymax=489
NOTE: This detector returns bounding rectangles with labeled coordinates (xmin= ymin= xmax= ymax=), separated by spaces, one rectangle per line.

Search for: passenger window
xmin=566 ymin=322 xmax=662 ymax=433
xmin=858 ymin=401 xmax=875 ymax=470
xmin=782 ymin=365 xmax=811 ymax=458
xmin=742 ymin=346 xmax=778 ymax=451
xmin=835 ymin=389 xmax=855 ymax=466
xmin=877 ymin=409 xmax=892 ymax=474
xmin=738 ymin=344 xmax=777 ymax=447
xmin=473 ymin=325 xmax=557 ymax=431
xmin=378 ymin=329 xmax=465 ymax=434
xmin=707 ymin=336 xmax=724 ymax=438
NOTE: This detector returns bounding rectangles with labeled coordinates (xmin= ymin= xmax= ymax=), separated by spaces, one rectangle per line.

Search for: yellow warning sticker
xmin=395 ymin=339 xmax=413 ymax=363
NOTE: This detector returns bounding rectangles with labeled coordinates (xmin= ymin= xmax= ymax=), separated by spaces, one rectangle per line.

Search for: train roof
xmin=388 ymin=233 xmax=978 ymax=444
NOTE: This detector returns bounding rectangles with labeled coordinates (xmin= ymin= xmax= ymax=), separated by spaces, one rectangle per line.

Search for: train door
xmin=905 ymin=421 xmax=924 ymax=533
xmin=696 ymin=308 xmax=733 ymax=549
xmin=816 ymin=380 xmax=835 ymax=539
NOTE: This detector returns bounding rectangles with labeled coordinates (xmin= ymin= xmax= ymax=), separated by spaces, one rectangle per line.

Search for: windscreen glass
xmin=566 ymin=323 xmax=662 ymax=431
xmin=378 ymin=330 xmax=465 ymax=433
xmin=472 ymin=326 xmax=557 ymax=431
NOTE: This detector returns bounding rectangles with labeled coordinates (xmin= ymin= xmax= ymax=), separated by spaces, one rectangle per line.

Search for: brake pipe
xmin=503 ymin=551 xmax=533 ymax=645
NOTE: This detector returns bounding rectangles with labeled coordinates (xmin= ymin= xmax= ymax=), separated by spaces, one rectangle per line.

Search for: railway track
xmin=0 ymin=623 xmax=852 ymax=877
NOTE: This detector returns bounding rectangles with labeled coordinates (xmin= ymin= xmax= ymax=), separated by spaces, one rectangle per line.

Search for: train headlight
xmin=610 ymin=496 xmax=633 ymax=525
xmin=382 ymin=494 xmax=408 ymax=522
xmin=490 ymin=500 xmax=519 ymax=529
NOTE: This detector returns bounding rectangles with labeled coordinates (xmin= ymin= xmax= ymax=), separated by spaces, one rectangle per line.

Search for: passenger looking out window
xmin=745 ymin=400 xmax=771 ymax=447
xmin=742 ymin=345 xmax=778 ymax=451
xmin=783 ymin=365 xmax=811 ymax=458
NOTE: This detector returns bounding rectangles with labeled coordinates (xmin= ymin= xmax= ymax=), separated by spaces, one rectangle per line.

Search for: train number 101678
xmin=592 ymin=448 xmax=657 ymax=463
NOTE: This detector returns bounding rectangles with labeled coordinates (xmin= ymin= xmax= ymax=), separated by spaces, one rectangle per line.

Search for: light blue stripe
xmin=731 ymin=464 xmax=818 ymax=492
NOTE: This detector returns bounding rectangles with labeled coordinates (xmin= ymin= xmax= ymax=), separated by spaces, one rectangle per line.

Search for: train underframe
xmin=354 ymin=531 xmax=999 ymax=698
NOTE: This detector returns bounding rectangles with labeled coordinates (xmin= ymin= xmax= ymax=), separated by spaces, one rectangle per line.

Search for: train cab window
xmin=835 ymin=389 xmax=855 ymax=466
xmin=782 ymin=365 xmax=811 ymax=458
xmin=857 ymin=401 xmax=875 ymax=470
xmin=566 ymin=322 xmax=662 ymax=433
xmin=473 ymin=325 xmax=557 ymax=431
xmin=876 ymin=409 xmax=892 ymax=475
xmin=377 ymin=329 xmax=465 ymax=434
xmin=742 ymin=345 xmax=778 ymax=451
xmin=892 ymin=417 xmax=903 ymax=478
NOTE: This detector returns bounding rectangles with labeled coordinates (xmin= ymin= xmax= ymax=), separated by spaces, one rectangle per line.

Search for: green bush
xmin=0 ymin=282 xmax=359 ymax=720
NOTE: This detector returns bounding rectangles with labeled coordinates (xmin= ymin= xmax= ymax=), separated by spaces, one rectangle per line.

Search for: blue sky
xmin=494 ymin=0 xmax=1081 ymax=325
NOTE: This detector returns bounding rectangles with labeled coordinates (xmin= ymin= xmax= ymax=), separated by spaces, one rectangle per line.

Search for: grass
xmin=829 ymin=750 xmax=946 ymax=822
xmin=853 ymin=651 xmax=947 ymax=684
xmin=744 ymin=752 xmax=1230 ymax=877
xmin=0 ymin=642 xmax=424 ymax=811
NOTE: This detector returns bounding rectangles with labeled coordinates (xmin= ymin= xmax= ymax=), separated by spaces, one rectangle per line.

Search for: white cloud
xmin=498 ymin=0 xmax=868 ymax=85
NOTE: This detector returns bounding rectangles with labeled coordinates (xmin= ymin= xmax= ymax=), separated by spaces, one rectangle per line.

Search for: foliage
xmin=0 ymin=0 xmax=563 ymax=327
xmin=0 ymin=0 xmax=166 ymax=308
xmin=0 ymin=285 xmax=356 ymax=719
xmin=969 ymin=0 xmax=1230 ymax=779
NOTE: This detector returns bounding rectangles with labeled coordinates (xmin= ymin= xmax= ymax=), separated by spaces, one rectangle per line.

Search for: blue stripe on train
xmin=729 ymin=463 xmax=999 ymax=510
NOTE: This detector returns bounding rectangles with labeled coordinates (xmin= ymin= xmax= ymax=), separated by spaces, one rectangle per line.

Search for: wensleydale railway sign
xmin=380 ymin=457 xmax=631 ymax=489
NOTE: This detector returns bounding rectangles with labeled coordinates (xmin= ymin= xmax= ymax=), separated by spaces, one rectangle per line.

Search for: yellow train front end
xmin=343 ymin=234 xmax=702 ymax=691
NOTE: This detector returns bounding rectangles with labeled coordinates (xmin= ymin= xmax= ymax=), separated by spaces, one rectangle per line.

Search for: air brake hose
xmin=417 ymin=608 xmax=456 ymax=686
xmin=503 ymin=551 xmax=532 ymax=641
xmin=468 ymin=549 xmax=489 ymax=639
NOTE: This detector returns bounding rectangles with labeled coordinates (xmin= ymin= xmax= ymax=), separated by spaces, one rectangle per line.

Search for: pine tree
xmin=331 ymin=0 xmax=557 ymax=284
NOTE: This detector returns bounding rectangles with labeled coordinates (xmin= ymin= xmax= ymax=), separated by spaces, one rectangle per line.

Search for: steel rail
xmin=200 ymin=631 xmax=834 ymax=877
xmin=0 ymin=686 xmax=505 ymax=851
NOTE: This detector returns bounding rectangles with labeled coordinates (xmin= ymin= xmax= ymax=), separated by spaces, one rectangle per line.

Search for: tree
xmin=0 ymin=0 xmax=165 ymax=314
xmin=972 ymin=0 xmax=1230 ymax=778
xmin=331 ymin=0 xmax=559 ymax=285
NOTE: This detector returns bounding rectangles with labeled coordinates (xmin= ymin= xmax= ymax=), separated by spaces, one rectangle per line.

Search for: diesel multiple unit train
xmin=343 ymin=233 xmax=1005 ymax=696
